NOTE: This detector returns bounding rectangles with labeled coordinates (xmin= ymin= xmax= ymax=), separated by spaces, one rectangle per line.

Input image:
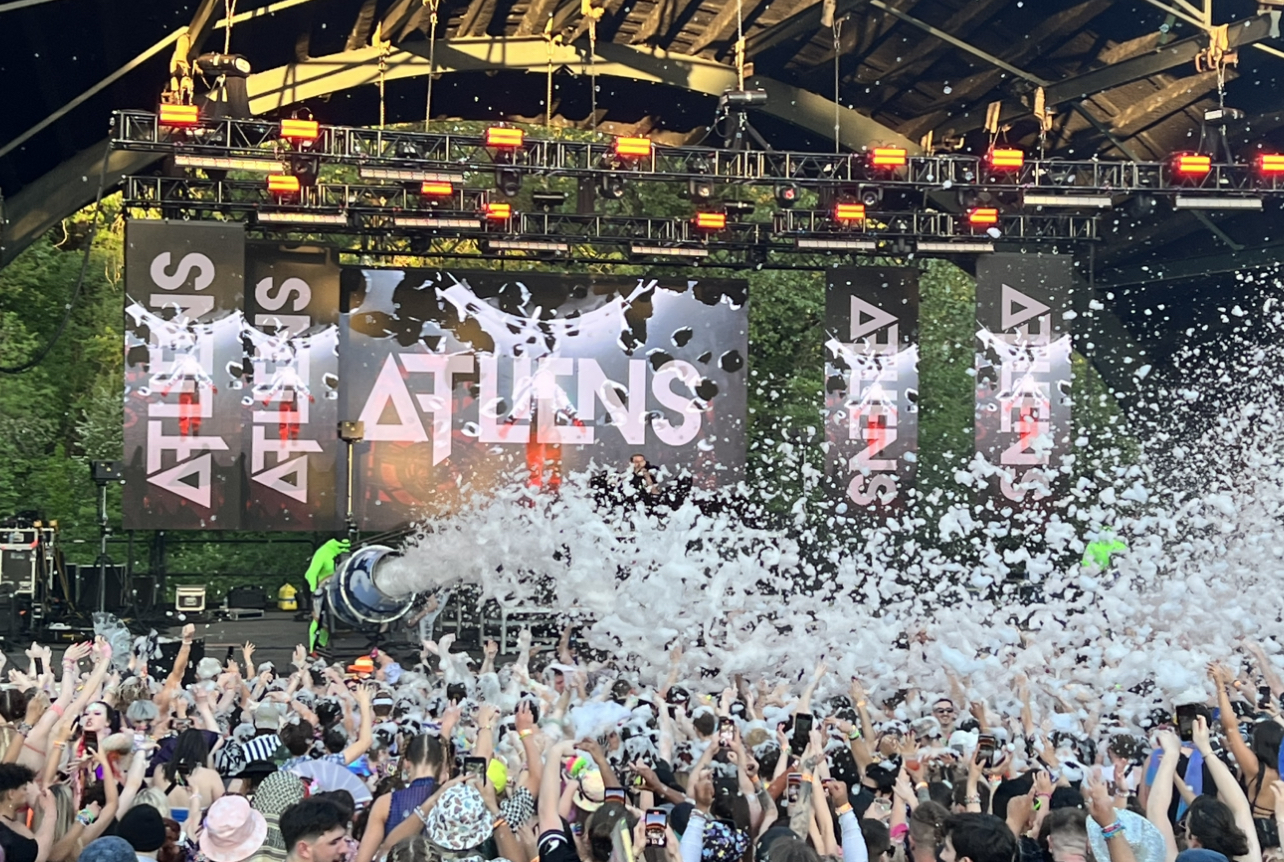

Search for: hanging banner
xmin=340 ymin=269 xmax=749 ymax=531
xmin=242 ymin=245 xmax=342 ymax=531
xmin=123 ymin=221 xmax=245 ymax=529
xmin=975 ymin=253 xmax=1073 ymax=512
xmin=824 ymin=268 xmax=919 ymax=514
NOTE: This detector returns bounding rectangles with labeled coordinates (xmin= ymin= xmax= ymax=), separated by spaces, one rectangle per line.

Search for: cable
xmin=1 ymin=136 xmax=112 ymax=375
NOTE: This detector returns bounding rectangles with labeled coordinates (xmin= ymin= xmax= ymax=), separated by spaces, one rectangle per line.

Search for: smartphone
xmin=976 ymin=733 xmax=997 ymax=766
xmin=1175 ymin=704 xmax=1199 ymax=742
xmin=1260 ymin=686 xmax=1273 ymax=710
xmin=464 ymin=756 xmax=487 ymax=779
xmin=645 ymin=809 xmax=667 ymax=847
xmin=786 ymin=773 xmax=802 ymax=804
xmin=604 ymin=787 xmax=627 ymax=804
xmin=446 ymin=683 xmax=467 ymax=703
xmin=790 ymin=713 xmax=813 ymax=756
xmin=719 ymin=718 xmax=734 ymax=747
xmin=132 ymin=732 xmax=145 ymax=751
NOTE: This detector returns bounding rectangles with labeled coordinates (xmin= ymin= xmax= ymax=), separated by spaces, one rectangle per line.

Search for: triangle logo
xmin=849 ymin=296 xmax=898 ymax=342
xmin=358 ymin=354 xmax=429 ymax=442
xmin=255 ymin=454 xmax=309 ymax=503
xmin=149 ymin=453 xmax=212 ymax=507
xmin=1001 ymin=284 xmax=1051 ymax=330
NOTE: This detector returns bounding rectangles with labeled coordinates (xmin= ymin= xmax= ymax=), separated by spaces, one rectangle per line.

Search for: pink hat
xmin=199 ymin=796 xmax=269 ymax=862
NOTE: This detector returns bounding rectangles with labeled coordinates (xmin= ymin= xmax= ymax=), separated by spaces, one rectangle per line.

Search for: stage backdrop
xmin=824 ymin=268 xmax=919 ymax=514
xmin=340 ymin=269 xmax=749 ymax=529
xmin=123 ymin=221 xmax=246 ymax=530
xmin=974 ymin=253 xmax=1073 ymax=511
xmin=242 ymin=244 xmax=342 ymax=530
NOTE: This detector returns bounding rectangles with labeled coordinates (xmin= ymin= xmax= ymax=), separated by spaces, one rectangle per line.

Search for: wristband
xmin=965 ymin=795 xmax=981 ymax=805
xmin=493 ymin=818 xmax=509 ymax=830
xmin=890 ymin=823 xmax=909 ymax=841
xmin=518 ymin=728 xmax=533 ymax=739
xmin=1100 ymin=821 xmax=1126 ymax=840
xmin=50 ymin=704 xmax=64 ymax=717
xmin=915 ymin=782 xmax=928 ymax=790
xmin=834 ymin=803 xmax=853 ymax=816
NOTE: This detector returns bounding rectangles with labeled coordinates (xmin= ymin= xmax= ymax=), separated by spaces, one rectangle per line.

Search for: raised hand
xmin=292 ymin=644 xmax=307 ymax=670
xmin=1192 ymin=715 xmax=1213 ymax=755
xmin=1083 ymin=774 xmax=1117 ymax=828
xmin=483 ymin=640 xmax=499 ymax=660
xmin=1157 ymin=729 xmax=1180 ymax=755
xmin=825 ymin=778 xmax=849 ymax=808
xmin=182 ymin=623 xmax=196 ymax=641
xmin=515 ymin=700 xmax=535 ymax=734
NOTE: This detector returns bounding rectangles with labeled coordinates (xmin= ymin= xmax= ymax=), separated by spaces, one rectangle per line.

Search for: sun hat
xmin=426 ymin=784 xmax=493 ymax=851
xmin=573 ymin=768 xmax=606 ymax=811
xmin=199 ymin=795 xmax=269 ymax=862
xmin=348 ymin=656 xmax=376 ymax=677
xmin=1088 ymin=809 xmax=1168 ymax=862
xmin=254 ymin=703 xmax=283 ymax=731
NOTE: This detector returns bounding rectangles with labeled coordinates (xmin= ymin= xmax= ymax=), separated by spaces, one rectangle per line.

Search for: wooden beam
xmin=1109 ymin=69 xmax=1225 ymax=136
xmin=861 ymin=0 xmax=1005 ymax=94
xmin=517 ymin=0 xmax=563 ymax=35
xmin=379 ymin=0 xmax=422 ymax=41
xmin=185 ymin=0 xmax=222 ymax=60
xmin=632 ymin=0 xmax=703 ymax=44
xmin=457 ymin=0 xmax=501 ymax=36
xmin=346 ymin=0 xmax=379 ymax=50
xmin=686 ymin=0 xmax=769 ymax=54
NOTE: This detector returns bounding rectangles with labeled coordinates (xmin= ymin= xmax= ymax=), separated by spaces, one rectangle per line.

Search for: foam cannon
xmin=321 ymin=544 xmax=417 ymax=628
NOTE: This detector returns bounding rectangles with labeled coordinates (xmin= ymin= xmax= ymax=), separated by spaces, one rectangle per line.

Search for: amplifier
xmin=0 ymin=548 xmax=37 ymax=594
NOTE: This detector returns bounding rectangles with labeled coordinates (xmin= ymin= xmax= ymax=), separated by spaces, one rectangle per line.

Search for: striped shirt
xmin=240 ymin=733 xmax=282 ymax=763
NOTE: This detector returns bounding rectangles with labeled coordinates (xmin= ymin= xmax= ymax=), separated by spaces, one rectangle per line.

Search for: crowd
xmin=1 ymin=623 xmax=1283 ymax=862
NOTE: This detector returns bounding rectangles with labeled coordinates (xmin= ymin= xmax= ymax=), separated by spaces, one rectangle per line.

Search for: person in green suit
xmin=1083 ymin=527 xmax=1126 ymax=572
xmin=306 ymin=538 xmax=350 ymax=652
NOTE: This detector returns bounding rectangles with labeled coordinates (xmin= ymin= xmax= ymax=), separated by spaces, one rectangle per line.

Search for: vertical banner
xmin=824 ymin=268 xmax=919 ymax=514
xmin=340 ymin=269 xmax=748 ymax=531
xmin=975 ymin=253 xmax=1073 ymax=511
xmin=242 ymin=245 xmax=342 ymax=531
xmin=123 ymin=221 xmax=245 ymax=529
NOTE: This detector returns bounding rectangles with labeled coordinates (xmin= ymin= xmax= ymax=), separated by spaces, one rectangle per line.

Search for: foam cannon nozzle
xmin=322 ymin=544 xmax=416 ymax=627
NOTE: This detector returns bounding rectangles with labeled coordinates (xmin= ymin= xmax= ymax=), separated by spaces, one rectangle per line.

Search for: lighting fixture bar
xmin=1022 ymin=193 xmax=1113 ymax=208
xmin=485 ymin=202 xmax=513 ymax=220
xmin=485 ymin=127 xmax=525 ymax=147
xmin=1259 ymin=154 xmax=1284 ymax=175
xmin=421 ymin=181 xmax=454 ymax=196
xmin=968 ymin=207 xmax=1000 ymax=226
xmin=615 ymin=137 xmax=653 ymax=158
xmin=257 ymin=212 xmax=348 ymax=225
xmin=174 ymin=154 xmax=286 ymax=172
xmin=359 ymin=167 xmax=466 ymax=184
xmin=393 ymin=216 xmax=483 ymax=229
xmin=267 ymin=174 xmax=301 ymax=194
xmin=1173 ymin=154 xmax=1212 ymax=175
xmin=795 ymin=238 xmax=878 ymax=251
xmin=1173 ymin=196 xmax=1263 ymax=210
xmin=630 ymin=245 xmax=710 ymax=258
xmin=834 ymin=203 xmax=866 ymax=222
xmin=280 ymin=118 xmax=319 ymax=141
xmin=694 ymin=212 xmax=727 ymax=230
xmin=869 ymin=147 xmax=908 ymax=168
xmin=488 ymin=239 xmax=570 ymax=252
xmin=917 ymin=240 xmax=995 ymax=253
xmin=988 ymin=148 xmax=1024 ymax=170
xmin=158 ymin=104 xmax=199 ymax=127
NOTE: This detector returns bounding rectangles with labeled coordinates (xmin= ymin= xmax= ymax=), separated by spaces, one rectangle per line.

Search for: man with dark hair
xmin=941 ymin=814 xmax=1018 ymax=862
xmin=931 ymin=699 xmax=958 ymax=736
xmin=281 ymin=799 xmax=347 ymax=862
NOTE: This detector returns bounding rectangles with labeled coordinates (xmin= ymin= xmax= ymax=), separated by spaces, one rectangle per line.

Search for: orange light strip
xmin=869 ymin=147 xmax=907 ymax=168
xmin=1259 ymin=154 xmax=1284 ymax=174
xmin=159 ymin=104 xmax=200 ymax=127
xmin=694 ymin=212 xmax=727 ymax=230
xmin=968 ymin=206 xmax=999 ymax=226
xmin=267 ymin=174 xmax=301 ymax=194
xmin=834 ymin=203 xmax=866 ymax=221
xmin=988 ymin=148 xmax=1024 ymax=170
xmin=485 ymin=202 xmax=512 ymax=220
xmin=281 ymin=118 xmax=320 ymax=141
xmin=421 ymin=181 xmax=454 ymax=196
xmin=486 ymin=127 xmax=525 ymax=148
xmin=1174 ymin=153 xmax=1212 ymax=175
xmin=614 ymin=137 xmax=653 ymax=158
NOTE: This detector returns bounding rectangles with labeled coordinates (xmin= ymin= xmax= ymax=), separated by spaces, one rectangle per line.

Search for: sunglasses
xmin=933 ymin=707 xmax=955 ymax=715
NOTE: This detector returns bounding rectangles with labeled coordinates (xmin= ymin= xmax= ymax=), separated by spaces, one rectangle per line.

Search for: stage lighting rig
xmin=533 ymin=190 xmax=569 ymax=211
xmin=775 ymin=183 xmax=800 ymax=208
xmin=496 ymin=167 xmax=523 ymax=198
xmin=724 ymin=200 xmax=755 ymax=217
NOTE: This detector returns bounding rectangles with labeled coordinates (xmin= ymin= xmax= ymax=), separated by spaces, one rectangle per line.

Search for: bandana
xmin=252 ymin=772 xmax=308 ymax=856
xmin=701 ymin=821 xmax=749 ymax=862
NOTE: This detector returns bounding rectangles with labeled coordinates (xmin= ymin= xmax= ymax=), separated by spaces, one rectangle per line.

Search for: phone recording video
xmin=719 ymin=718 xmax=734 ymax=747
xmin=464 ymin=756 xmax=487 ymax=779
xmin=1175 ymin=703 xmax=1200 ymax=742
xmin=786 ymin=772 xmax=802 ymax=804
xmin=976 ymin=733 xmax=997 ymax=766
xmin=790 ymin=713 xmax=813 ymax=756
xmin=645 ymin=809 xmax=667 ymax=847
xmin=604 ymin=787 xmax=627 ymax=804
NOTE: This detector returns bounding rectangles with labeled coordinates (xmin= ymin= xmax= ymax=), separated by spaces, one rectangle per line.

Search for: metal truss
xmin=113 ymin=111 xmax=1284 ymax=199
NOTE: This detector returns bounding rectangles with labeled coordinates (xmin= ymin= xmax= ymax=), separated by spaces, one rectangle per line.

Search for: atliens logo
xmin=246 ymin=276 xmax=322 ymax=503
xmin=354 ymin=354 xmax=705 ymax=464
xmin=995 ymin=283 xmax=1056 ymax=502
xmin=836 ymin=296 xmax=903 ymax=506
xmin=143 ymin=251 xmax=228 ymax=508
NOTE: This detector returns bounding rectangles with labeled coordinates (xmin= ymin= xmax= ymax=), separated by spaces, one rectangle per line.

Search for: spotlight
xmin=693 ymin=212 xmax=726 ymax=231
xmin=281 ymin=118 xmax=319 ymax=144
xmin=689 ymin=177 xmax=714 ymax=202
xmin=159 ymin=104 xmax=199 ymax=127
xmin=722 ymin=89 xmax=768 ymax=107
xmin=485 ymin=202 xmax=512 ymax=221
xmin=267 ymin=174 xmax=301 ymax=195
xmin=532 ymin=190 xmax=568 ymax=211
xmin=869 ymin=147 xmax=908 ymax=169
xmin=597 ymin=174 xmax=625 ymax=200
xmin=987 ymin=148 xmax=1024 ymax=170
xmin=614 ymin=137 xmax=653 ymax=159
xmin=486 ymin=127 xmax=525 ymax=148
xmin=724 ymin=200 xmax=755 ymax=216
xmin=834 ymin=202 xmax=866 ymax=222
xmin=775 ymin=183 xmax=800 ymax=209
xmin=968 ymin=206 xmax=999 ymax=226
xmin=290 ymin=154 xmax=320 ymax=187
xmin=496 ymin=167 xmax=522 ymax=198
xmin=1171 ymin=153 xmax=1212 ymax=177
xmin=858 ymin=185 xmax=883 ymax=207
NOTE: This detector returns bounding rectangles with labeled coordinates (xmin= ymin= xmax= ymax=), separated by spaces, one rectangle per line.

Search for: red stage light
xmin=968 ymin=206 xmax=999 ymax=226
xmin=421 ymin=181 xmax=454 ymax=196
xmin=485 ymin=202 xmax=512 ymax=220
xmin=159 ymin=104 xmax=199 ymax=127
xmin=486 ymin=127 xmax=525 ymax=148
xmin=1174 ymin=153 xmax=1212 ymax=175
xmin=281 ymin=118 xmax=319 ymax=142
xmin=834 ymin=202 xmax=866 ymax=222
xmin=869 ymin=147 xmax=908 ymax=169
xmin=615 ymin=137 xmax=653 ymax=158
xmin=1257 ymin=154 xmax=1284 ymax=175
xmin=267 ymin=174 xmax=301 ymax=194
xmin=694 ymin=212 xmax=727 ymax=230
xmin=988 ymin=148 xmax=1024 ymax=170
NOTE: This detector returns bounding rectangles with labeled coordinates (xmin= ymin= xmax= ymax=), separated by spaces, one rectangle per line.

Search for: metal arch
xmin=2 ymin=37 xmax=917 ymax=268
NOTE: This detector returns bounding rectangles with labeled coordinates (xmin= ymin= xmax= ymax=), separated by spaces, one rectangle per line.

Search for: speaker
xmin=226 ymin=586 xmax=267 ymax=609
xmin=75 ymin=565 xmax=127 ymax=612
xmin=0 ymin=548 xmax=37 ymax=593
xmin=152 ymin=637 xmax=205 ymax=686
